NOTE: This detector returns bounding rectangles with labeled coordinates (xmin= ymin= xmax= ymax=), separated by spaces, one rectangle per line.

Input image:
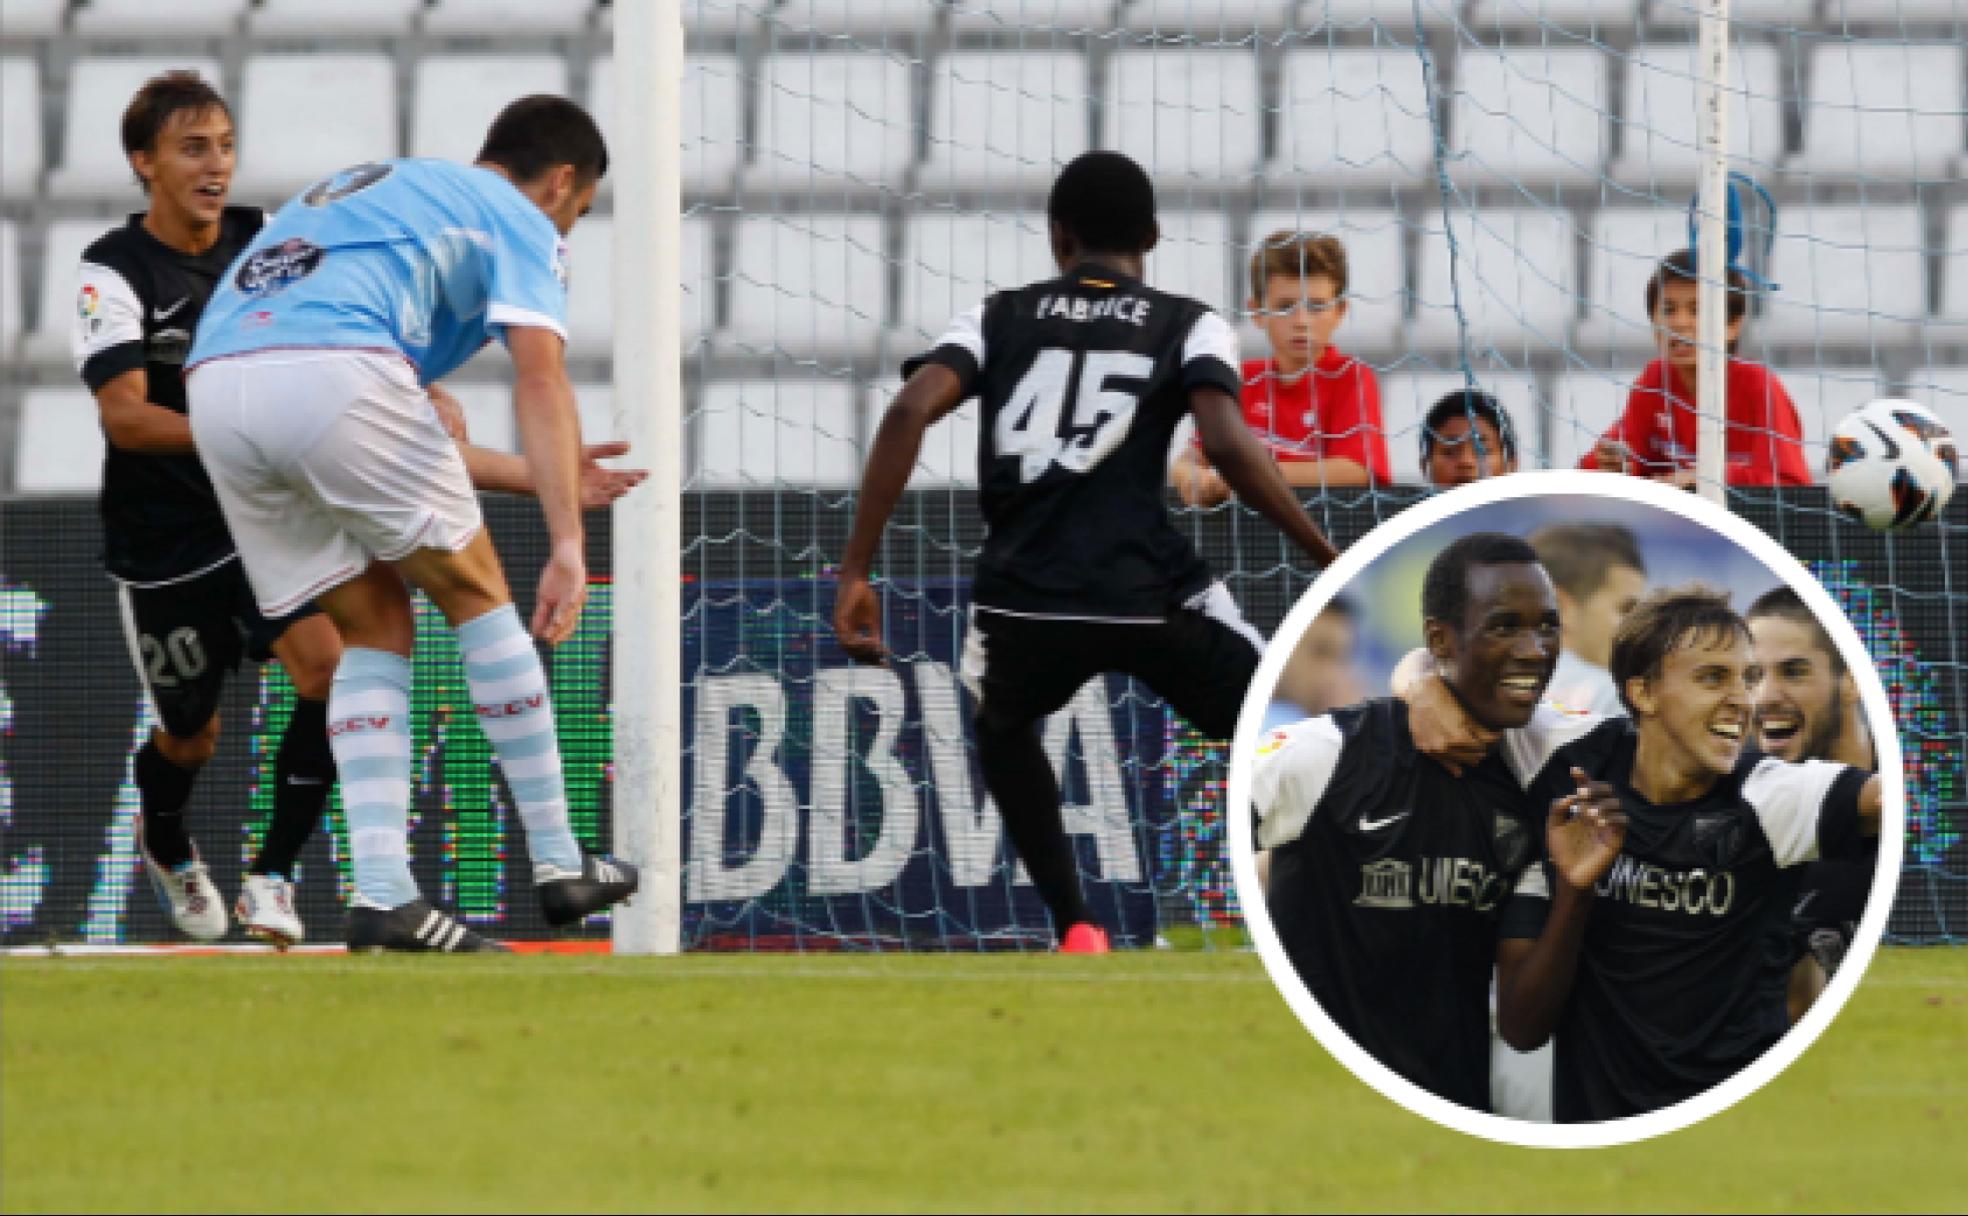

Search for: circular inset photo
xmin=1227 ymin=471 xmax=1905 ymax=1148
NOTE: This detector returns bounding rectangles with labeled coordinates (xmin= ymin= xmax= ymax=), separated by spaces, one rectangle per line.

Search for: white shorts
xmin=188 ymin=350 xmax=482 ymax=617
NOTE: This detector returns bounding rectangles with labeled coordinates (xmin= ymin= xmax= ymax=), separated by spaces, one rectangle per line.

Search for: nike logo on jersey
xmin=1358 ymin=811 xmax=1410 ymax=832
xmin=285 ymin=776 xmax=327 ymax=787
xmin=153 ymin=297 xmax=190 ymax=322
xmin=1792 ymin=890 xmax=1818 ymax=918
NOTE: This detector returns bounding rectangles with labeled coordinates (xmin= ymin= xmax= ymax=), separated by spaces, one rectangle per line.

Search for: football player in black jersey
xmin=1253 ymin=532 xmax=1627 ymax=1109
xmin=71 ymin=72 xmax=340 ymax=947
xmin=1744 ymin=586 xmax=1880 ymax=1021
xmin=1496 ymin=586 xmax=1884 ymax=1122
xmin=833 ymin=151 xmax=1339 ymax=952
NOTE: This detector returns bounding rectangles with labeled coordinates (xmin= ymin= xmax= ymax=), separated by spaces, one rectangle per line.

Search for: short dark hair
xmin=1609 ymin=584 xmax=1751 ymax=716
xmin=475 ymin=95 xmax=608 ymax=185
xmin=122 ymin=70 xmax=231 ymax=189
xmin=1746 ymin=585 xmax=1845 ymax=676
xmin=1529 ymin=523 xmax=1646 ymax=601
xmin=1421 ymin=390 xmax=1518 ymax=464
xmin=1421 ymin=532 xmax=1544 ymax=632
xmin=1645 ymin=248 xmax=1750 ymax=326
xmin=1047 ymin=151 xmax=1157 ymax=256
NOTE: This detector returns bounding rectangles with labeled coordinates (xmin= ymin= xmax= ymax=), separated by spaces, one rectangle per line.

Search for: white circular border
xmin=1226 ymin=469 xmax=1908 ymax=1149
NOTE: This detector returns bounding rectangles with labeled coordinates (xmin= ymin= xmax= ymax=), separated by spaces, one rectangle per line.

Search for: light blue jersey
xmin=190 ymin=158 xmax=568 ymax=382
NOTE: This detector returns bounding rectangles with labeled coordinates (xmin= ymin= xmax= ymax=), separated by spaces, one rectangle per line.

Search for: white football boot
xmin=236 ymin=873 xmax=305 ymax=949
xmin=135 ymin=817 xmax=228 ymax=942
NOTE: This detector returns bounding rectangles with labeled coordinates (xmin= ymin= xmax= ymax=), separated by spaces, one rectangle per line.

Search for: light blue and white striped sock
xmin=456 ymin=604 xmax=582 ymax=874
xmin=328 ymin=647 xmax=421 ymax=910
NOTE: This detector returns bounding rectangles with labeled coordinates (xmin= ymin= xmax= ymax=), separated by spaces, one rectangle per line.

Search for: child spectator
xmin=1422 ymin=390 xmax=1518 ymax=488
xmin=1174 ymin=231 xmax=1390 ymax=505
xmin=1583 ymin=249 xmax=1810 ymax=487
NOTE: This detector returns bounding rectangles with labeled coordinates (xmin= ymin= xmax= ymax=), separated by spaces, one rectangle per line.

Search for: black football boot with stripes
xmin=346 ymin=900 xmax=511 ymax=953
xmin=535 ymin=854 xmax=640 ymax=927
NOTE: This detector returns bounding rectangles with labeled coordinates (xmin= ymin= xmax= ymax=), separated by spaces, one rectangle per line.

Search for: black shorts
xmin=116 ymin=559 xmax=320 ymax=737
xmin=961 ymin=583 xmax=1263 ymax=740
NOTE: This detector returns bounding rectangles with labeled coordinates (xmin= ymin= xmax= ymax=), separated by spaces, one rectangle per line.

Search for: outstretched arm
xmin=834 ymin=364 xmax=969 ymax=663
xmin=1192 ymin=385 xmax=1339 ymax=568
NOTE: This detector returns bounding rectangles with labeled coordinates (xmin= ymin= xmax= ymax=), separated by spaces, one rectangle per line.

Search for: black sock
xmin=975 ymin=712 xmax=1092 ymax=931
xmin=252 ymin=697 xmax=336 ymax=877
xmin=135 ymin=739 xmax=199 ymax=870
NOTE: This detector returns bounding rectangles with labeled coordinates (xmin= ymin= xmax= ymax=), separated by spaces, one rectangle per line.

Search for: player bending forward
xmin=834 ymin=151 xmax=1339 ymax=952
xmin=186 ymin=97 xmax=637 ymax=952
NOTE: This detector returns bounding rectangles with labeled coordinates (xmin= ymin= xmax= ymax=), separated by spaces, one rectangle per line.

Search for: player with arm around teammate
xmin=186 ymin=97 xmax=638 ymax=952
xmin=833 ymin=151 xmax=1339 ymax=953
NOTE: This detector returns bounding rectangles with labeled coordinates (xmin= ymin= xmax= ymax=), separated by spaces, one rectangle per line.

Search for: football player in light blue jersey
xmin=186 ymin=96 xmax=638 ymax=952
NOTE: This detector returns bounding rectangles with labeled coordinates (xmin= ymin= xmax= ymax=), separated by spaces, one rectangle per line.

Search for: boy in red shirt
xmin=1174 ymin=230 xmax=1391 ymax=504
xmin=1583 ymin=249 xmax=1811 ymax=488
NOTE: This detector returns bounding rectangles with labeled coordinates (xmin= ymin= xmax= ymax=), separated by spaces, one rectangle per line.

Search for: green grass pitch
xmin=3 ymin=945 xmax=1963 ymax=1213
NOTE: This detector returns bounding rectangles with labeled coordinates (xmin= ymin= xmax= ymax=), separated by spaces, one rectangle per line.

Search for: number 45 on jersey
xmin=997 ymin=349 xmax=1154 ymax=483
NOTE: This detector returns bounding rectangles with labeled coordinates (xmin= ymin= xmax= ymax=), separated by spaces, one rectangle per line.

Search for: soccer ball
xmin=1825 ymin=399 xmax=1957 ymax=530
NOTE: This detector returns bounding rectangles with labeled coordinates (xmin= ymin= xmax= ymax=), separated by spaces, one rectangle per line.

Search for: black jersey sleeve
xmin=1177 ymin=309 xmax=1242 ymax=400
xmin=1498 ymin=860 xmax=1553 ymax=940
xmin=900 ymin=300 xmax=986 ymax=393
xmin=73 ymin=237 xmax=148 ymax=392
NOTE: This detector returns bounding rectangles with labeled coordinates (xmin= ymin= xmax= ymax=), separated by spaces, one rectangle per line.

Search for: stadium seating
xmin=1939 ymin=205 xmax=1968 ymax=327
xmin=1411 ymin=208 xmax=1580 ymax=359
xmin=1797 ymin=43 xmax=1965 ymax=183
xmin=1450 ymin=46 xmax=1610 ymax=190
xmin=1146 ymin=210 xmax=1235 ymax=316
xmin=421 ymin=0 xmax=595 ymax=37
xmin=0 ymin=221 xmax=20 ymax=359
xmin=1378 ymin=371 xmax=1542 ymax=483
xmin=444 ymin=383 xmax=519 ymax=454
xmin=1118 ymin=1 xmax=1299 ymax=37
xmin=1299 ymin=0 xmax=1460 ymax=31
xmin=1815 ymin=1 xmax=1968 ymax=23
xmin=1577 ymin=207 xmax=1694 ymax=359
xmin=1760 ymin=205 xmax=1927 ymax=347
xmin=1611 ymin=42 xmax=1786 ymax=187
xmin=724 ymin=213 xmax=889 ymax=363
xmin=412 ymin=56 xmax=571 ymax=165
xmin=947 ymin=1 xmax=1123 ymax=37
xmin=1785 ymin=367 xmax=1884 ymax=467
xmin=1 ymin=58 xmax=40 ymax=200
xmin=920 ymin=51 xmax=1090 ymax=193
xmin=234 ymin=54 xmax=398 ymax=202
xmin=1243 ymin=208 xmax=1409 ymax=359
xmin=247 ymin=0 xmax=426 ymax=36
xmin=866 ymin=384 xmax=981 ymax=486
xmin=591 ymin=53 xmax=747 ymax=196
xmin=746 ymin=52 xmax=914 ymax=194
xmin=1648 ymin=1 xmax=1832 ymax=26
xmin=23 ymin=220 xmax=102 ymax=366
xmin=71 ymin=0 xmax=246 ymax=36
xmin=574 ymin=383 xmax=617 ymax=443
xmin=50 ymin=57 xmax=223 ymax=199
xmin=1 ymin=0 xmax=63 ymax=37
xmin=895 ymin=211 xmax=1055 ymax=350
xmin=564 ymin=215 xmax=716 ymax=360
xmin=696 ymin=379 xmax=862 ymax=487
xmin=772 ymin=0 xmax=943 ymax=38
xmin=1103 ymin=49 xmax=1266 ymax=188
xmin=15 ymin=389 xmax=103 ymax=496
xmin=1547 ymin=371 xmax=1630 ymax=471
xmin=1463 ymin=1 xmax=1637 ymax=34
xmin=1907 ymin=367 xmax=1968 ymax=441
xmin=1274 ymin=48 xmax=1437 ymax=189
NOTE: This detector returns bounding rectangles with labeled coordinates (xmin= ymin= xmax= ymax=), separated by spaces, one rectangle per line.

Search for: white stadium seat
xmin=23 ymin=220 xmax=103 ymax=365
xmin=1938 ymin=205 xmax=1968 ymax=326
xmin=442 ymin=384 xmax=517 ymax=455
xmin=234 ymin=54 xmax=398 ymax=203
xmin=1760 ymin=206 xmax=1927 ymax=346
xmin=948 ymin=1 xmax=1122 ymax=36
xmin=1798 ymin=43 xmax=1965 ymax=182
xmin=422 ymin=0 xmax=595 ymax=36
xmin=1463 ymin=1 xmax=1638 ymax=29
xmin=725 ymin=213 xmax=888 ymax=361
xmin=1244 ymin=209 xmax=1409 ymax=357
xmin=895 ymin=212 xmax=1054 ymax=350
xmin=1782 ymin=367 xmax=1886 ymax=469
xmin=1275 ymin=48 xmax=1437 ymax=189
xmin=72 ymin=0 xmax=247 ymax=36
xmin=1 ymin=58 xmax=42 ymax=200
xmin=1300 ymin=0 xmax=1460 ymax=31
xmin=866 ymin=384 xmax=980 ymax=486
xmin=591 ymin=54 xmax=746 ymax=195
xmin=0 ymin=221 xmax=21 ymax=358
xmin=697 ymin=380 xmax=861 ymax=487
xmin=1647 ymin=0 xmax=1829 ymax=25
xmin=1119 ymin=1 xmax=1298 ymax=36
xmin=1145 ymin=210 xmax=1234 ymax=314
xmin=746 ymin=53 xmax=914 ymax=193
xmin=412 ymin=56 xmax=570 ymax=165
xmin=1 ymin=0 xmax=65 ymax=37
xmin=1104 ymin=49 xmax=1265 ymax=186
xmin=678 ymin=0 xmax=770 ymax=36
xmin=1824 ymin=1 xmax=1968 ymax=20
xmin=1613 ymin=43 xmax=1786 ymax=186
xmin=1576 ymin=208 xmax=1692 ymax=360
xmin=772 ymin=1 xmax=942 ymax=38
xmin=1378 ymin=371 xmax=1541 ymax=484
xmin=1451 ymin=45 xmax=1609 ymax=188
xmin=249 ymin=0 xmax=425 ymax=36
xmin=16 ymin=389 xmax=104 ymax=496
xmin=562 ymin=214 xmax=716 ymax=360
xmin=50 ymin=57 xmax=223 ymax=200
xmin=921 ymin=51 xmax=1090 ymax=193
xmin=1412 ymin=208 xmax=1579 ymax=359
xmin=1905 ymin=367 xmax=1968 ymax=444
xmin=1548 ymin=371 xmax=1633 ymax=471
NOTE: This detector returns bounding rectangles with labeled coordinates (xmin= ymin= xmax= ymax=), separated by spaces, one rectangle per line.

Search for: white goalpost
xmin=1695 ymin=0 xmax=1732 ymax=507
xmin=610 ymin=0 xmax=684 ymax=955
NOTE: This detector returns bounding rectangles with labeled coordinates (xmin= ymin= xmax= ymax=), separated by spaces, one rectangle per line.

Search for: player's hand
xmin=1656 ymin=467 xmax=1699 ymax=492
xmin=428 ymin=382 xmax=471 ymax=443
xmin=1547 ymin=766 xmax=1627 ymax=891
xmin=1185 ymin=466 xmax=1234 ymax=507
xmin=833 ymin=576 xmax=886 ymax=665
xmin=1590 ymin=439 xmax=1629 ymax=474
xmin=578 ymin=441 xmax=650 ymax=509
xmin=1404 ymin=672 xmax=1499 ymax=776
xmin=532 ymin=538 xmax=587 ymax=645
